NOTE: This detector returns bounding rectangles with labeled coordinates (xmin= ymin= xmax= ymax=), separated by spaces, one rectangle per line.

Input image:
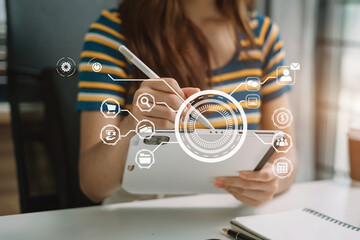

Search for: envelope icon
xmin=290 ymin=63 xmax=300 ymax=70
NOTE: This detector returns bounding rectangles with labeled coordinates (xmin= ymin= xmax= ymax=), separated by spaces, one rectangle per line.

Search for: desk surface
xmin=1 ymin=180 xmax=359 ymax=240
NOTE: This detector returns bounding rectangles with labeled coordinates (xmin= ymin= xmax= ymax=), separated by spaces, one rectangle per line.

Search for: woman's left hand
xmin=214 ymin=163 xmax=279 ymax=207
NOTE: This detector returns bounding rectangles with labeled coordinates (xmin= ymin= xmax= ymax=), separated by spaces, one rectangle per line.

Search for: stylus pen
xmin=119 ymin=45 xmax=215 ymax=130
xmin=222 ymin=228 xmax=255 ymax=240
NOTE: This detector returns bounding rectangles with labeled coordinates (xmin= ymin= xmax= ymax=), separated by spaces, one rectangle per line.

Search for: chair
xmin=41 ymin=69 xmax=94 ymax=208
xmin=6 ymin=0 xmax=119 ymax=212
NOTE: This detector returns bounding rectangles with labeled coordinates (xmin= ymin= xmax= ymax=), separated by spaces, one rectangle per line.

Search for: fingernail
xmin=214 ymin=178 xmax=224 ymax=188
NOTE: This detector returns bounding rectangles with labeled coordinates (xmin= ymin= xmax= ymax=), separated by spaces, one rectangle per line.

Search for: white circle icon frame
xmin=174 ymin=90 xmax=248 ymax=163
xmin=56 ymin=57 xmax=76 ymax=77
xmin=92 ymin=62 xmax=102 ymax=72
xmin=100 ymin=98 xmax=121 ymax=119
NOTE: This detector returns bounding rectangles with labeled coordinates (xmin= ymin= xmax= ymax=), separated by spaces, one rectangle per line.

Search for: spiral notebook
xmin=229 ymin=208 xmax=360 ymax=240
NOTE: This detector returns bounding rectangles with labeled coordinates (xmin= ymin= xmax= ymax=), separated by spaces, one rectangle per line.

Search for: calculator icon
xmin=276 ymin=162 xmax=288 ymax=174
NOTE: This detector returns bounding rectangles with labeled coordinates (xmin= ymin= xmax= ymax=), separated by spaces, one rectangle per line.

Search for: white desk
xmin=0 ymin=180 xmax=359 ymax=240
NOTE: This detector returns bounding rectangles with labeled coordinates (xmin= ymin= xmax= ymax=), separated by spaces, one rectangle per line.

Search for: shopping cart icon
xmin=105 ymin=103 xmax=117 ymax=114
xmin=101 ymin=98 xmax=120 ymax=119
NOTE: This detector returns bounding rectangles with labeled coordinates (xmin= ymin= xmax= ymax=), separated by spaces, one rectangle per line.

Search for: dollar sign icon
xmin=272 ymin=108 xmax=293 ymax=129
xmin=280 ymin=113 xmax=286 ymax=123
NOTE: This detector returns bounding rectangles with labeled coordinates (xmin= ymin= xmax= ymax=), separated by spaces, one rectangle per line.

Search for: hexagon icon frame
xmin=100 ymin=124 xmax=121 ymax=146
xmin=135 ymin=149 xmax=155 ymax=169
xmin=272 ymin=132 xmax=293 ymax=153
xmin=136 ymin=93 xmax=155 ymax=112
xmin=272 ymin=107 xmax=293 ymax=129
xmin=100 ymin=98 xmax=121 ymax=119
xmin=136 ymin=120 xmax=155 ymax=139
xmin=272 ymin=157 xmax=294 ymax=179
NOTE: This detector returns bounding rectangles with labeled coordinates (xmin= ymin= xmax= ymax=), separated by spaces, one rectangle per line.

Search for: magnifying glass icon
xmin=140 ymin=96 xmax=151 ymax=108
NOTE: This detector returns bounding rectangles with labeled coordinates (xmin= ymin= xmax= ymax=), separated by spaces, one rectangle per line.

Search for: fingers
xmin=216 ymin=177 xmax=278 ymax=192
xmin=141 ymin=78 xmax=185 ymax=99
xmin=146 ymin=117 xmax=174 ymax=129
xmin=225 ymin=187 xmax=273 ymax=207
xmin=132 ymin=78 xmax=201 ymax=130
xmin=182 ymin=87 xmax=200 ymax=98
xmin=141 ymin=105 xmax=176 ymax=123
xmin=238 ymin=163 xmax=275 ymax=182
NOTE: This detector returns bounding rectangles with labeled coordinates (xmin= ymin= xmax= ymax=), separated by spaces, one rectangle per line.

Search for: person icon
xmin=280 ymin=69 xmax=293 ymax=82
xmin=276 ymin=137 xmax=289 ymax=147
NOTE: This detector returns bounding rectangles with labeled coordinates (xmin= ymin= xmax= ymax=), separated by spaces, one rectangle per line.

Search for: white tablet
xmin=122 ymin=130 xmax=283 ymax=194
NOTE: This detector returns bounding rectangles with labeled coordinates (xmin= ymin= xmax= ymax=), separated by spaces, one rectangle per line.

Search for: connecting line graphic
xmin=108 ymin=74 xmax=186 ymax=102
xmin=229 ymin=76 xmax=276 ymax=96
xmin=254 ymin=133 xmax=273 ymax=145
xmin=230 ymin=82 xmax=246 ymax=96
xmin=156 ymin=102 xmax=177 ymax=112
xmin=120 ymin=129 xmax=136 ymax=138
xmin=120 ymin=109 xmax=139 ymax=122
xmin=152 ymin=141 xmax=178 ymax=153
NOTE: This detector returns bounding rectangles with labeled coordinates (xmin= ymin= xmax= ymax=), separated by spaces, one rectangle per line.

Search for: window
xmin=334 ymin=1 xmax=360 ymax=177
xmin=0 ymin=0 xmax=7 ymax=103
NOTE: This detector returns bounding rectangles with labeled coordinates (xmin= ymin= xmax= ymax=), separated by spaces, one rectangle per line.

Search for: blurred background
xmin=0 ymin=0 xmax=359 ymax=216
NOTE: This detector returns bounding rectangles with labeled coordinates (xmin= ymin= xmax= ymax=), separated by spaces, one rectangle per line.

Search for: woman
xmin=77 ymin=0 xmax=297 ymax=206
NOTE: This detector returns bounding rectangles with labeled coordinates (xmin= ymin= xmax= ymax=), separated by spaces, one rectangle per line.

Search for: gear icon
xmin=60 ymin=61 xmax=72 ymax=73
xmin=56 ymin=57 xmax=76 ymax=77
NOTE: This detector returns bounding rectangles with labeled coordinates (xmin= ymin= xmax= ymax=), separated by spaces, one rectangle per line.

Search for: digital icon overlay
xmin=92 ymin=62 xmax=102 ymax=72
xmin=276 ymin=63 xmax=300 ymax=86
xmin=245 ymin=77 xmax=261 ymax=91
xmin=100 ymin=98 xmax=121 ymax=119
xmin=273 ymin=132 xmax=292 ymax=153
xmin=136 ymin=93 xmax=155 ymax=112
xmin=135 ymin=149 xmax=155 ymax=169
xmin=245 ymin=94 xmax=260 ymax=109
xmin=87 ymin=57 xmax=103 ymax=73
xmin=98 ymin=57 xmax=300 ymax=164
xmin=175 ymin=90 xmax=248 ymax=163
xmin=136 ymin=120 xmax=155 ymax=139
xmin=100 ymin=124 xmax=121 ymax=146
xmin=272 ymin=107 xmax=293 ymax=129
xmin=56 ymin=57 xmax=76 ymax=77
xmin=272 ymin=157 xmax=294 ymax=179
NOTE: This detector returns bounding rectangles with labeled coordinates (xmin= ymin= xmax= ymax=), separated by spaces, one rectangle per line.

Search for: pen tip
xmin=222 ymin=228 xmax=228 ymax=233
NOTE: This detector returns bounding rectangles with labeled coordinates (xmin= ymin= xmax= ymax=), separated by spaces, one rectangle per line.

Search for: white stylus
xmin=119 ymin=45 xmax=215 ymax=130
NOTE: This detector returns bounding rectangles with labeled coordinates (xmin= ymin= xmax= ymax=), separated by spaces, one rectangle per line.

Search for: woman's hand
xmin=214 ymin=163 xmax=279 ymax=207
xmin=130 ymin=78 xmax=199 ymax=129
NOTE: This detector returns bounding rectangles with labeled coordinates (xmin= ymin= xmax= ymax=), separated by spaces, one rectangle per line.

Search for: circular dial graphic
xmin=175 ymin=90 xmax=247 ymax=163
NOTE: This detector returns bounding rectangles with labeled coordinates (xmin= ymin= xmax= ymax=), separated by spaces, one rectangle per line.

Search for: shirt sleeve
xmin=76 ymin=9 xmax=132 ymax=113
xmin=260 ymin=18 xmax=291 ymax=102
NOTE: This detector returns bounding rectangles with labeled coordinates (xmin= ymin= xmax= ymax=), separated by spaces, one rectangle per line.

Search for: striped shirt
xmin=77 ymin=9 xmax=290 ymax=130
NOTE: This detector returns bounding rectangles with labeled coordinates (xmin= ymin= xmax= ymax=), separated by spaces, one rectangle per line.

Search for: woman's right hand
xmin=130 ymin=78 xmax=200 ymax=129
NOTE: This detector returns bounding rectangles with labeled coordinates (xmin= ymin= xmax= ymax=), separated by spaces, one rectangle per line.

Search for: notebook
xmin=229 ymin=208 xmax=360 ymax=240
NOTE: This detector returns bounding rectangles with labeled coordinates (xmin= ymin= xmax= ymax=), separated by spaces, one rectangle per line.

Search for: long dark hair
xmin=119 ymin=0 xmax=255 ymax=89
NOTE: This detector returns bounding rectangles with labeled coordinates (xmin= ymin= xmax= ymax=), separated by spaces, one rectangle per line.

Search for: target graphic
xmin=175 ymin=90 xmax=247 ymax=163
